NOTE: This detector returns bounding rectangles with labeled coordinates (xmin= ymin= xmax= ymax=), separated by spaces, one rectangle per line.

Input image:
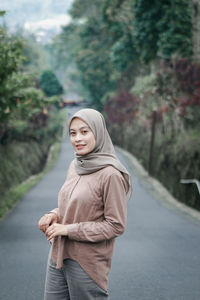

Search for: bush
xmin=40 ymin=70 xmax=63 ymax=97
xmin=0 ymin=108 xmax=65 ymax=201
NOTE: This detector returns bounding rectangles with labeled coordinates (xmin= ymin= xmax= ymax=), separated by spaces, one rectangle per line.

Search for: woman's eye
xmin=70 ymin=132 xmax=76 ymax=136
xmin=82 ymin=130 xmax=88 ymax=134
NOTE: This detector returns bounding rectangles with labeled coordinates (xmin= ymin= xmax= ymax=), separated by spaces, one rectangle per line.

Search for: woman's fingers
xmin=46 ymin=224 xmax=56 ymax=240
xmin=45 ymin=224 xmax=53 ymax=235
xmin=45 ymin=224 xmax=68 ymax=241
xmin=38 ymin=214 xmax=53 ymax=233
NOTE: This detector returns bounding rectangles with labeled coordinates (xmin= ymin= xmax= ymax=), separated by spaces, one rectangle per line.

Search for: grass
xmin=0 ymin=141 xmax=61 ymax=221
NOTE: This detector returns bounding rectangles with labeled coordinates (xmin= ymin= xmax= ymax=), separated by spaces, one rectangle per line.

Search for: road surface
xmin=0 ymin=108 xmax=200 ymax=300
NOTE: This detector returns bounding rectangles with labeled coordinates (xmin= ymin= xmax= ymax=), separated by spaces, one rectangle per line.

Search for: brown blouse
xmin=50 ymin=160 xmax=127 ymax=291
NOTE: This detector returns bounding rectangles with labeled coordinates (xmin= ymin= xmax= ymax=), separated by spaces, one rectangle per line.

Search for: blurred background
xmin=0 ymin=0 xmax=200 ymax=219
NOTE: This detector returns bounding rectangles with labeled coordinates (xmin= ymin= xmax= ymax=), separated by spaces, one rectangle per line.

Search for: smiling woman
xmin=38 ymin=108 xmax=131 ymax=300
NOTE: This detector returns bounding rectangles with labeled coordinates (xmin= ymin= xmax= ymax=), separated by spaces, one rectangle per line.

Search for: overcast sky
xmin=0 ymin=0 xmax=74 ymax=38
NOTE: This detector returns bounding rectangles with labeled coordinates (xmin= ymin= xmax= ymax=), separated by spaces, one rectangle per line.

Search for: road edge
xmin=116 ymin=146 xmax=200 ymax=222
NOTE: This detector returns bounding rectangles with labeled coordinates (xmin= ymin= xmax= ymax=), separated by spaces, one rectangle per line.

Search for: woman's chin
xmin=76 ymin=149 xmax=88 ymax=156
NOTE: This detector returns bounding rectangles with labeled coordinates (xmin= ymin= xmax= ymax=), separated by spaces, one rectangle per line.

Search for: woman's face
xmin=69 ymin=117 xmax=96 ymax=155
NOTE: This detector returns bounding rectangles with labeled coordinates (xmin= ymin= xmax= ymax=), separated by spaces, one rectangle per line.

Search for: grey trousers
xmin=44 ymin=258 xmax=109 ymax=300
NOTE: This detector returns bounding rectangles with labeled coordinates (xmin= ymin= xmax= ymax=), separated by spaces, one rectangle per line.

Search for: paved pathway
xmin=0 ymin=108 xmax=200 ymax=299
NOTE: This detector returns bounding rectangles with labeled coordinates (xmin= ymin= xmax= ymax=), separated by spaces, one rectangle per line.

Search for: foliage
xmin=109 ymin=34 xmax=137 ymax=72
xmin=0 ymin=19 xmax=64 ymax=145
xmin=67 ymin=0 xmax=140 ymax=107
xmin=17 ymin=87 xmax=47 ymax=118
xmin=157 ymin=0 xmax=192 ymax=59
xmin=22 ymin=34 xmax=50 ymax=72
xmin=48 ymin=23 xmax=90 ymax=100
xmin=52 ymin=0 xmax=139 ymax=108
xmin=39 ymin=70 xmax=63 ymax=97
xmin=0 ymin=110 xmax=65 ymax=219
xmin=173 ymin=59 xmax=200 ymax=96
xmin=49 ymin=23 xmax=81 ymax=70
xmin=102 ymin=0 xmax=138 ymax=72
xmin=108 ymin=108 xmax=200 ymax=210
xmin=104 ymin=91 xmax=140 ymax=125
xmin=51 ymin=0 xmax=194 ymax=110
xmin=0 ymin=25 xmax=25 ymax=121
xmin=156 ymin=58 xmax=200 ymax=129
xmin=0 ymin=108 xmax=65 ymax=202
xmin=131 ymin=73 xmax=157 ymax=98
xmin=75 ymin=17 xmax=114 ymax=109
xmin=133 ymin=0 xmax=163 ymax=62
xmin=0 ymin=10 xmax=6 ymax=17
xmin=0 ymin=141 xmax=61 ymax=220
xmin=70 ymin=0 xmax=103 ymax=19
xmin=155 ymin=130 xmax=200 ymax=210
xmin=133 ymin=0 xmax=193 ymax=62
xmin=0 ymin=13 xmax=67 ymax=217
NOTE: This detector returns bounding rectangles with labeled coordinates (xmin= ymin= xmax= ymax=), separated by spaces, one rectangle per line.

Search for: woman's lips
xmin=76 ymin=144 xmax=86 ymax=150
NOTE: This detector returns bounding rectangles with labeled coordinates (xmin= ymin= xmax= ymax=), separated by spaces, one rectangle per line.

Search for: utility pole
xmin=148 ymin=110 xmax=157 ymax=175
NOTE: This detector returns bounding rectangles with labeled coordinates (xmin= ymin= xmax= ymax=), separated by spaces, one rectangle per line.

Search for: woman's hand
xmin=38 ymin=213 xmax=58 ymax=233
xmin=45 ymin=223 xmax=68 ymax=241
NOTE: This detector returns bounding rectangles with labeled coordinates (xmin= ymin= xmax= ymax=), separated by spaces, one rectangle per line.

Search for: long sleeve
xmin=67 ymin=174 xmax=127 ymax=242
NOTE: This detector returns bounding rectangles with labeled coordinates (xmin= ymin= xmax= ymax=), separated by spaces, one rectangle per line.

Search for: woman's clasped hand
xmin=38 ymin=212 xmax=68 ymax=240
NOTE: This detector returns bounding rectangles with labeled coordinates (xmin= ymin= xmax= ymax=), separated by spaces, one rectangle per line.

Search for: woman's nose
xmin=74 ymin=132 xmax=82 ymax=141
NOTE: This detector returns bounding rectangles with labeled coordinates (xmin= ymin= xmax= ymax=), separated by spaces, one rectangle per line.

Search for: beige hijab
xmin=69 ymin=108 xmax=131 ymax=199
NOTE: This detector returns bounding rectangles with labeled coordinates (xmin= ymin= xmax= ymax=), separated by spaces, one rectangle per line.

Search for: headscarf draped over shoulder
xmin=69 ymin=108 xmax=131 ymax=199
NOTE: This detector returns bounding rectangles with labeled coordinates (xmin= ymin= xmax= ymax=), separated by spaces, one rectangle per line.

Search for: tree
xmin=70 ymin=0 xmax=103 ymax=20
xmin=22 ymin=34 xmax=50 ymax=72
xmin=104 ymin=91 xmax=139 ymax=125
xmin=102 ymin=0 xmax=138 ymax=72
xmin=75 ymin=17 xmax=114 ymax=109
xmin=133 ymin=0 xmax=192 ymax=62
xmin=133 ymin=0 xmax=163 ymax=62
xmin=0 ymin=22 xmax=25 ymax=122
xmin=49 ymin=23 xmax=81 ymax=70
xmin=104 ymin=91 xmax=140 ymax=144
xmin=157 ymin=0 xmax=192 ymax=59
xmin=39 ymin=70 xmax=63 ymax=97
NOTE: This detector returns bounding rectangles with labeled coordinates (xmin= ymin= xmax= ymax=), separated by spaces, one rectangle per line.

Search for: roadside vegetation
xmin=49 ymin=0 xmax=200 ymax=210
xmin=0 ymin=11 xmax=65 ymax=219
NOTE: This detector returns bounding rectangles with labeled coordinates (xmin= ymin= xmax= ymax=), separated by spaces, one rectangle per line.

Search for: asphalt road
xmin=0 ymin=108 xmax=200 ymax=300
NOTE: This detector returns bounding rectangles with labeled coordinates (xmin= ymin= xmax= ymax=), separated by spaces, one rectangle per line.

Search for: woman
xmin=38 ymin=108 xmax=131 ymax=300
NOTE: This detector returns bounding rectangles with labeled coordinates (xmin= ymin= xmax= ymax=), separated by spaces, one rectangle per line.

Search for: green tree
xmin=157 ymin=0 xmax=192 ymax=59
xmin=40 ymin=70 xmax=63 ymax=97
xmin=102 ymin=0 xmax=138 ymax=72
xmin=49 ymin=23 xmax=80 ymax=70
xmin=133 ymin=0 xmax=162 ymax=62
xmin=75 ymin=17 xmax=114 ymax=109
xmin=22 ymin=34 xmax=50 ymax=72
xmin=0 ymin=22 xmax=25 ymax=122
xmin=70 ymin=0 xmax=103 ymax=19
xmin=133 ymin=0 xmax=192 ymax=62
